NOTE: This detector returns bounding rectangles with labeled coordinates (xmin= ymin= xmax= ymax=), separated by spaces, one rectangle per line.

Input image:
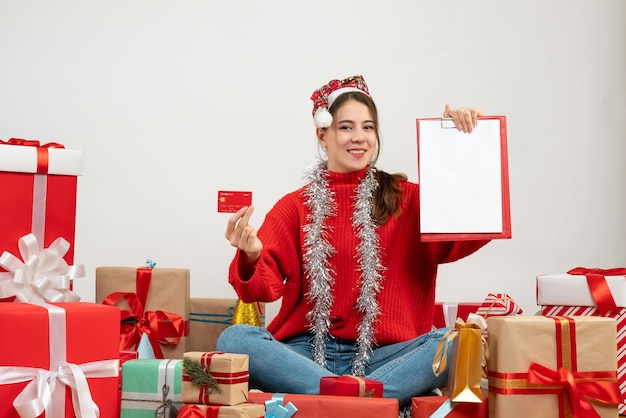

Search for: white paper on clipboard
xmin=416 ymin=116 xmax=511 ymax=241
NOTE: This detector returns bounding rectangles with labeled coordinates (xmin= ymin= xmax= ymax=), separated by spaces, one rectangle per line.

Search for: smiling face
xmin=316 ymin=96 xmax=379 ymax=173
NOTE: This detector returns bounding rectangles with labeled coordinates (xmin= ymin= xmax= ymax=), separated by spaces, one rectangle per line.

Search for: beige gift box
xmin=95 ymin=266 xmax=190 ymax=358
xmin=188 ymin=298 xmax=265 ymax=352
xmin=487 ymin=316 xmax=622 ymax=418
xmin=182 ymin=351 xmax=249 ymax=406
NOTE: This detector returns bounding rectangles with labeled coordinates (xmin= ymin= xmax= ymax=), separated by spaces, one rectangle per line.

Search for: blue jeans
xmin=216 ymin=325 xmax=450 ymax=406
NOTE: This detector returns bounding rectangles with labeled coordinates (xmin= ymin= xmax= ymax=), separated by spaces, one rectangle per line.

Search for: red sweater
xmin=228 ymin=168 xmax=489 ymax=345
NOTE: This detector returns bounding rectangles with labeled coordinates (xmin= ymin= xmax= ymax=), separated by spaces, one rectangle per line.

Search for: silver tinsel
xmin=302 ymin=161 xmax=385 ymax=375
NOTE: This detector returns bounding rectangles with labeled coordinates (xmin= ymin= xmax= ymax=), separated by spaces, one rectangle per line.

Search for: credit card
xmin=217 ymin=190 xmax=252 ymax=213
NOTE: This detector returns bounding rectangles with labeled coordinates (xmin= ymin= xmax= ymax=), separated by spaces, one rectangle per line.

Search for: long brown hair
xmin=328 ymin=92 xmax=408 ymax=225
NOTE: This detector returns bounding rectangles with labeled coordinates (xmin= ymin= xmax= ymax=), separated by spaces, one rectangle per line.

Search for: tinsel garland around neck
xmin=302 ymin=160 xmax=386 ymax=376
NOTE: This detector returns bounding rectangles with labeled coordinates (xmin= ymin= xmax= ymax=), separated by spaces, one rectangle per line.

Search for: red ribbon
xmin=567 ymin=267 xmax=626 ymax=315
xmin=179 ymin=405 xmax=215 ymax=418
xmin=102 ymin=267 xmax=186 ymax=358
xmin=1 ymin=138 xmax=65 ymax=174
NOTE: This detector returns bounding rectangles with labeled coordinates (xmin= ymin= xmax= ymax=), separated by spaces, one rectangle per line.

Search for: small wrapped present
xmin=433 ymin=315 xmax=487 ymax=404
xmin=537 ymin=267 xmax=626 ymax=414
xmin=433 ymin=302 xmax=482 ymax=329
xmin=487 ymin=316 xmax=622 ymax=417
xmin=0 ymin=139 xmax=82 ymax=275
xmin=120 ymin=358 xmax=183 ymax=417
xmin=474 ymin=292 xmax=522 ymax=318
xmin=433 ymin=294 xmax=521 ymax=330
xmin=178 ymin=403 xmax=265 ymax=417
xmin=411 ymin=391 xmax=488 ymax=418
xmin=319 ymin=375 xmax=383 ymax=397
xmin=0 ymin=233 xmax=84 ymax=302
xmin=182 ymin=351 xmax=249 ymax=406
xmin=188 ymin=298 xmax=265 ymax=352
xmin=96 ymin=265 xmax=190 ymax=358
xmin=248 ymin=392 xmax=399 ymax=418
xmin=0 ymin=302 xmax=120 ymax=417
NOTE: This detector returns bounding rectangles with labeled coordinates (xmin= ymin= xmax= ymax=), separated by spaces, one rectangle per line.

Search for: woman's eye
xmin=339 ymin=126 xmax=351 ymax=130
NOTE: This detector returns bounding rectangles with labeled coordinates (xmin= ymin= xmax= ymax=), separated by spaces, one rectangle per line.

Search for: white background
xmin=1 ymin=1 xmax=625 ymax=322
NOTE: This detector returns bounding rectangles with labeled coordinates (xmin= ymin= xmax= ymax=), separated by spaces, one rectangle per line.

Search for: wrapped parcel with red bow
xmin=96 ymin=266 xmax=190 ymax=358
xmin=487 ymin=315 xmax=622 ymax=417
xmin=537 ymin=267 xmax=626 ymax=414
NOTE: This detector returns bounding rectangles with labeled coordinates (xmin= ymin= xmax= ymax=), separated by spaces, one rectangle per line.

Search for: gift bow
xmin=432 ymin=314 xmax=487 ymax=377
xmin=103 ymin=291 xmax=186 ymax=358
xmin=0 ymin=138 xmax=65 ymax=174
xmin=0 ymin=233 xmax=84 ymax=303
xmin=527 ymin=361 xmax=623 ymax=418
xmin=475 ymin=293 xmax=523 ymax=317
xmin=567 ymin=267 xmax=626 ymax=315
xmin=0 ymin=360 xmax=119 ymax=418
xmin=264 ymin=394 xmax=298 ymax=418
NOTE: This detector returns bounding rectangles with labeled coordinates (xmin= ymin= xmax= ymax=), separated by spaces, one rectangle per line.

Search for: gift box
xmin=433 ymin=302 xmax=482 ymax=329
xmin=96 ymin=266 xmax=190 ymax=358
xmin=120 ymin=358 xmax=183 ymax=417
xmin=319 ymin=375 xmax=383 ymax=397
xmin=411 ymin=391 xmax=488 ymax=418
xmin=188 ymin=298 xmax=265 ymax=352
xmin=182 ymin=351 xmax=249 ymax=406
xmin=487 ymin=316 xmax=622 ymax=418
xmin=537 ymin=267 xmax=626 ymax=414
xmin=433 ymin=294 xmax=522 ymax=330
xmin=0 ymin=139 xmax=82 ymax=275
xmin=248 ymin=392 xmax=399 ymax=418
xmin=0 ymin=302 xmax=120 ymax=417
xmin=178 ymin=403 xmax=265 ymax=417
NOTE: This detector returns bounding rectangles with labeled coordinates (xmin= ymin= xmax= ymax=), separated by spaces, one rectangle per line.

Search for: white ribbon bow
xmin=0 ymin=233 xmax=84 ymax=302
xmin=0 ymin=359 xmax=119 ymax=418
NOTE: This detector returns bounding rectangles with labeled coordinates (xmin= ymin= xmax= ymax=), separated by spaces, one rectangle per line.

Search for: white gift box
xmin=536 ymin=273 xmax=626 ymax=307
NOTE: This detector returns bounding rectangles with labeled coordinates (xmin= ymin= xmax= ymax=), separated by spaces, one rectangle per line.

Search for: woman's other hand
xmin=444 ymin=104 xmax=483 ymax=133
xmin=225 ymin=206 xmax=263 ymax=266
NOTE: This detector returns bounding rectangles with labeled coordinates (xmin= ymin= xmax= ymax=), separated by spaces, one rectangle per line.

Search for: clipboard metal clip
xmin=441 ymin=118 xmax=456 ymax=129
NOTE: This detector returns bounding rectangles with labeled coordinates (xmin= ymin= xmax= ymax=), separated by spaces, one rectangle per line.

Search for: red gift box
xmin=412 ymin=392 xmax=488 ymax=418
xmin=433 ymin=302 xmax=482 ymax=329
xmin=0 ymin=302 xmax=120 ymax=417
xmin=178 ymin=403 xmax=265 ymax=417
xmin=248 ymin=392 xmax=398 ymax=418
xmin=0 ymin=139 xmax=82 ymax=275
xmin=319 ymin=375 xmax=383 ymax=397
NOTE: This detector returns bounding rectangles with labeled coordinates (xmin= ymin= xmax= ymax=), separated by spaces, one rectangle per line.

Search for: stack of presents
xmin=1 ymin=138 xmax=625 ymax=417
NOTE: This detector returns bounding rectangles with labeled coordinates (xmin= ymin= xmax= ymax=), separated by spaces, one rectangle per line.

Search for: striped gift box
xmin=540 ymin=305 xmax=626 ymax=414
xmin=475 ymin=293 xmax=523 ymax=317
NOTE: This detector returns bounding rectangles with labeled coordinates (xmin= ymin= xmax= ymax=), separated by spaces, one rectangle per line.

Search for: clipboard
xmin=416 ymin=115 xmax=511 ymax=241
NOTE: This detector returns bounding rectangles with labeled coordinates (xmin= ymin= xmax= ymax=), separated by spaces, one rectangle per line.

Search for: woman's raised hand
xmin=225 ymin=206 xmax=263 ymax=264
xmin=444 ymin=104 xmax=483 ymax=134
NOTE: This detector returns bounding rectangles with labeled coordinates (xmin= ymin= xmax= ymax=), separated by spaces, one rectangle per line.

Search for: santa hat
xmin=310 ymin=75 xmax=371 ymax=128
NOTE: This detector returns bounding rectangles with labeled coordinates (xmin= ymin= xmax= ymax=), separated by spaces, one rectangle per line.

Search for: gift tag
xmin=217 ymin=190 xmax=252 ymax=213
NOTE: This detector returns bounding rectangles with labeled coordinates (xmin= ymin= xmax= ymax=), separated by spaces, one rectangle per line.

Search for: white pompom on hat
xmin=310 ymin=75 xmax=371 ymax=128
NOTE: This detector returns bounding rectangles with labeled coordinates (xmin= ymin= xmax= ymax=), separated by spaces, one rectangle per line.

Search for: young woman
xmin=217 ymin=75 xmax=488 ymax=410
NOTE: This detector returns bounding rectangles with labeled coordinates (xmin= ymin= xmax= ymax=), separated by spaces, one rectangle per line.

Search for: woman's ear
xmin=316 ymin=127 xmax=327 ymax=148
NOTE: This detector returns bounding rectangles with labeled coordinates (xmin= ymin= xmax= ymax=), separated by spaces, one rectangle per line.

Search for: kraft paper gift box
xmin=487 ymin=316 xmax=622 ymax=418
xmin=182 ymin=351 xmax=249 ymax=406
xmin=247 ymin=392 xmax=399 ymax=418
xmin=96 ymin=266 xmax=190 ymax=358
xmin=319 ymin=375 xmax=384 ymax=397
xmin=177 ymin=403 xmax=265 ymax=417
xmin=0 ymin=139 xmax=82 ymax=299
xmin=188 ymin=298 xmax=265 ymax=352
xmin=120 ymin=358 xmax=183 ymax=417
xmin=0 ymin=302 xmax=120 ymax=417
xmin=411 ymin=391 xmax=488 ymax=418
xmin=537 ymin=267 xmax=626 ymax=414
